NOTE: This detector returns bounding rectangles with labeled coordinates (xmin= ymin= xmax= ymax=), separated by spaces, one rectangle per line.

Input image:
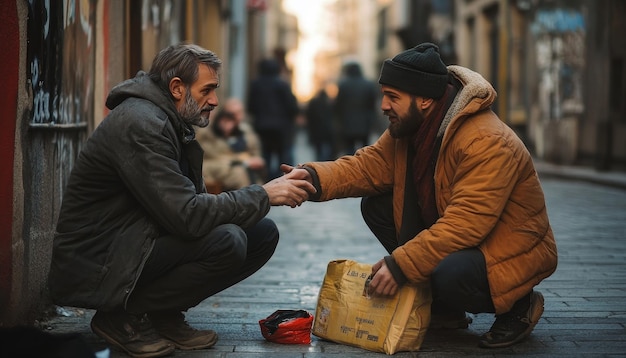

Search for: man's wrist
xmin=384 ymin=255 xmax=408 ymax=285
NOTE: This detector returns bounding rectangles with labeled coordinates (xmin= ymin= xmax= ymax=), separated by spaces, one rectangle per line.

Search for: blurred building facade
xmin=452 ymin=0 xmax=625 ymax=171
xmin=1 ymin=0 xmax=624 ymax=326
xmin=309 ymin=0 xmax=624 ymax=171
xmin=0 ymin=0 xmax=297 ymax=325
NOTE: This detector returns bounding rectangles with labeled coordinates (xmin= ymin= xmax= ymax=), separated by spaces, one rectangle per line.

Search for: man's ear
xmin=169 ymin=77 xmax=185 ymax=101
xmin=420 ymin=97 xmax=434 ymax=109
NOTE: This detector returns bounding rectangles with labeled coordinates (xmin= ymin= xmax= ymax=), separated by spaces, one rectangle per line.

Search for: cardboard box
xmin=312 ymin=259 xmax=432 ymax=355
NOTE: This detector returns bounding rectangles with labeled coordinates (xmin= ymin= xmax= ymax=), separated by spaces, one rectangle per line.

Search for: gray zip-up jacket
xmin=48 ymin=72 xmax=270 ymax=310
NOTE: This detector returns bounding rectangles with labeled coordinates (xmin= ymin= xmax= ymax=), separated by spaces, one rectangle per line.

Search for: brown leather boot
xmin=91 ymin=310 xmax=174 ymax=358
xmin=148 ymin=311 xmax=218 ymax=350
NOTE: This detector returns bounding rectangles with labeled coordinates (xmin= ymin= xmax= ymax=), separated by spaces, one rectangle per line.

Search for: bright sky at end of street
xmin=283 ymin=0 xmax=334 ymax=101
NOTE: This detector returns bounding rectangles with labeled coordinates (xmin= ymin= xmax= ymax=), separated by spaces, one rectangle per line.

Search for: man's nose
xmin=380 ymin=99 xmax=390 ymax=111
xmin=208 ymin=93 xmax=218 ymax=107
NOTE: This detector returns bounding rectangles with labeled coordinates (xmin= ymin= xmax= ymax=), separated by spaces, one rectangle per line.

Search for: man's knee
xmin=361 ymin=192 xmax=393 ymax=225
xmin=245 ymin=218 xmax=279 ymax=256
xmin=206 ymin=224 xmax=248 ymax=265
xmin=252 ymin=218 xmax=279 ymax=244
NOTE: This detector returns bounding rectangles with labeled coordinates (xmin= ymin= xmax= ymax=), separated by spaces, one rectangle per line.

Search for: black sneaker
xmin=479 ymin=291 xmax=544 ymax=348
xmin=429 ymin=311 xmax=473 ymax=329
xmin=91 ymin=310 xmax=174 ymax=358
xmin=149 ymin=311 xmax=218 ymax=350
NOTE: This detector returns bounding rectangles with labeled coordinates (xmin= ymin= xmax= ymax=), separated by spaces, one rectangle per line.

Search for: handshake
xmin=261 ymin=164 xmax=316 ymax=208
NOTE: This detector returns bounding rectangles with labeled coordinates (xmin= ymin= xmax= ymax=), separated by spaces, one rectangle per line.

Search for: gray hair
xmin=148 ymin=43 xmax=222 ymax=92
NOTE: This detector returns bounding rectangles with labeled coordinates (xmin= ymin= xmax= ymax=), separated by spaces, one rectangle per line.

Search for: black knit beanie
xmin=378 ymin=43 xmax=449 ymax=99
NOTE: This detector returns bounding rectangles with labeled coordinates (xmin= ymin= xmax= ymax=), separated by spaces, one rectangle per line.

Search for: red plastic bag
xmin=259 ymin=310 xmax=314 ymax=344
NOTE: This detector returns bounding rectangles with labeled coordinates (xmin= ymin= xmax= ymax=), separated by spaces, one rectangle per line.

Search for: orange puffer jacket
xmin=305 ymin=66 xmax=557 ymax=314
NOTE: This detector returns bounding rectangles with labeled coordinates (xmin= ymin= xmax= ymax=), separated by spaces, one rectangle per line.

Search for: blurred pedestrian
xmin=48 ymin=43 xmax=315 ymax=358
xmin=334 ymin=61 xmax=379 ymax=155
xmin=197 ymin=98 xmax=266 ymax=192
xmin=283 ymin=43 xmax=557 ymax=349
xmin=247 ymin=58 xmax=299 ymax=180
xmin=305 ymin=88 xmax=335 ymax=161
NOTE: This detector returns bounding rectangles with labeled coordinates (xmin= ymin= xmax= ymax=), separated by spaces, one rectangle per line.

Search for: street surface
xmin=46 ymin=131 xmax=626 ymax=357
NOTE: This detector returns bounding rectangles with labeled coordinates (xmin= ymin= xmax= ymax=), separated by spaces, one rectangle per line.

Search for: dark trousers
xmin=126 ymin=218 xmax=279 ymax=314
xmin=256 ymin=129 xmax=294 ymax=180
xmin=361 ymin=194 xmax=495 ymax=314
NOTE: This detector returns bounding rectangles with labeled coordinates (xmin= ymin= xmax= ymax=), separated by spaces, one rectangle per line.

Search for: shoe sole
xmin=91 ymin=320 xmax=175 ymax=358
xmin=479 ymin=292 xmax=545 ymax=348
xmin=155 ymin=328 xmax=219 ymax=350
xmin=172 ymin=335 xmax=218 ymax=350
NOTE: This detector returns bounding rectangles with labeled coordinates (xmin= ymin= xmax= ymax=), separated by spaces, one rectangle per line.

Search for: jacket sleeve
xmin=392 ymin=128 xmax=522 ymax=282
xmin=110 ymin=110 xmax=269 ymax=239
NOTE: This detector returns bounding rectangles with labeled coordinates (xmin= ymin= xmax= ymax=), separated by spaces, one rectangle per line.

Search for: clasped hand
xmin=262 ymin=164 xmax=315 ymax=208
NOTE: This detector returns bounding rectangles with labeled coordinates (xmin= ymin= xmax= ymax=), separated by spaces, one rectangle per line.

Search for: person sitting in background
xmin=197 ymin=98 xmax=266 ymax=192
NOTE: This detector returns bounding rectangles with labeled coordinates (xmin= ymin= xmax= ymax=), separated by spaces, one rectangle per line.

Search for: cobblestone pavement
xmin=45 ymin=132 xmax=626 ymax=357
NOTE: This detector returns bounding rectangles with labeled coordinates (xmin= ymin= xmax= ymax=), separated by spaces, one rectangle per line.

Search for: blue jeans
xmin=361 ymin=193 xmax=495 ymax=314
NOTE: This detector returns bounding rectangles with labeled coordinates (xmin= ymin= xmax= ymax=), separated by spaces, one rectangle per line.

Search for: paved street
xmin=45 ymin=131 xmax=626 ymax=357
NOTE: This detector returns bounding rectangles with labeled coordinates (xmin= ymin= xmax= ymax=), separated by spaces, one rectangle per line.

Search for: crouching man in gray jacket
xmin=48 ymin=43 xmax=315 ymax=358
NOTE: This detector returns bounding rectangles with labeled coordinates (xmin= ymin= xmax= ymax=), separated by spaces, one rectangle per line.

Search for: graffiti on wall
xmin=27 ymin=0 xmax=95 ymax=126
xmin=532 ymin=8 xmax=585 ymax=121
xmin=26 ymin=0 xmax=96 ymax=216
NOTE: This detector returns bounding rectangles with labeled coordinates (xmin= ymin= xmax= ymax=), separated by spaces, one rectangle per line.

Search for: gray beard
xmin=178 ymin=91 xmax=212 ymax=127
